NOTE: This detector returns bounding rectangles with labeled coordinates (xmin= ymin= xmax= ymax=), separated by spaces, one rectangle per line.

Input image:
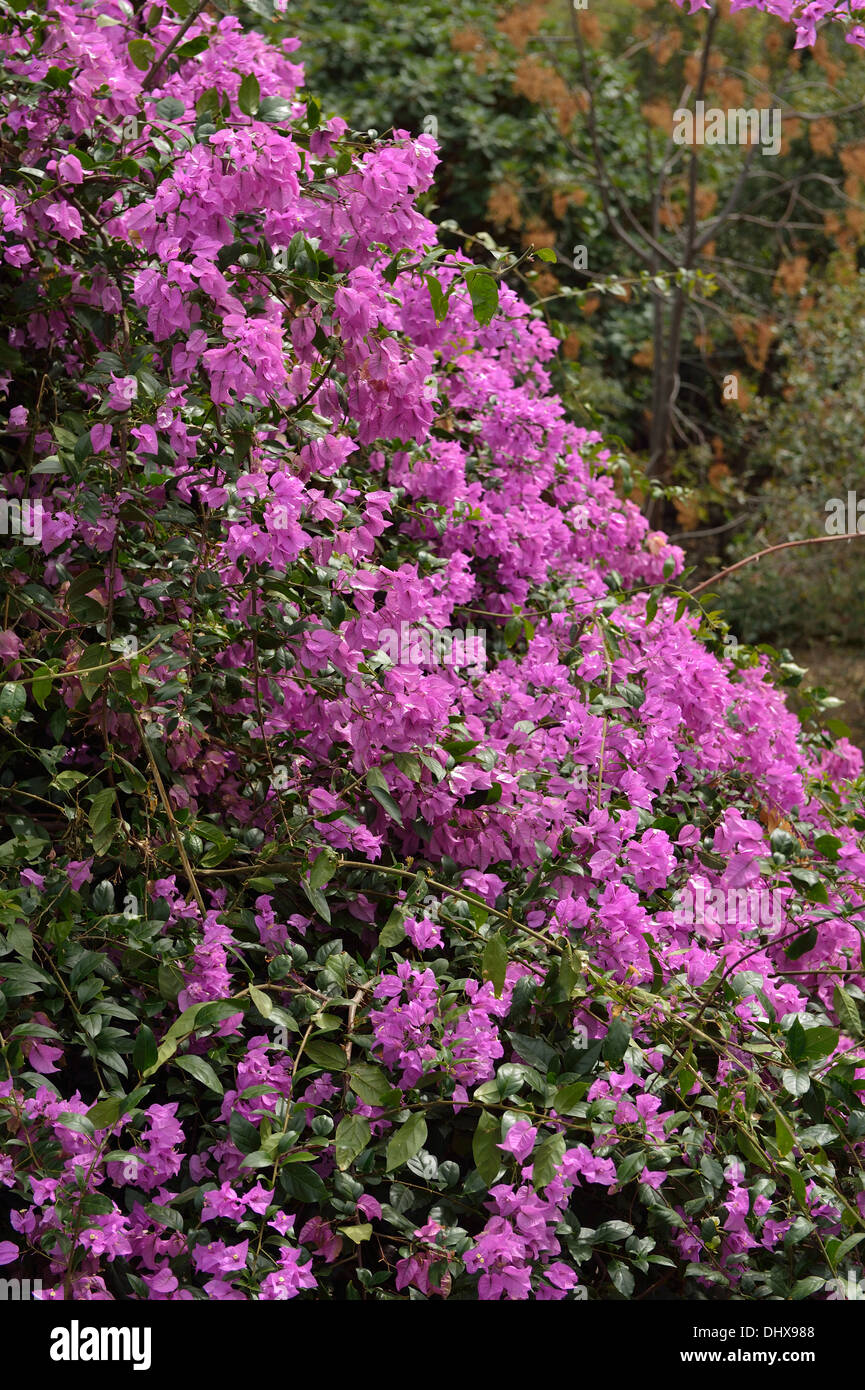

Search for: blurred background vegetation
xmin=252 ymin=0 xmax=865 ymax=741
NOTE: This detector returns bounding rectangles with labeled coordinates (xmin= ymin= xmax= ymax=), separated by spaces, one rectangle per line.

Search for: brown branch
xmin=690 ymin=533 xmax=865 ymax=596
xmin=141 ymin=0 xmax=208 ymax=92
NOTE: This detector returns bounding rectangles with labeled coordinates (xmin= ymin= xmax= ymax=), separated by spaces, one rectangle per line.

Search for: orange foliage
xmin=652 ymin=28 xmax=681 ymax=66
xmin=845 ymin=205 xmax=865 ymax=238
xmin=684 ymin=54 xmax=701 ymax=87
xmin=642 ymin=99 xmax=674 ymax=132
xmin=673 ymin=495 xmax=700 ymax=530
xmin=496 ymin=3 xmax=545 ymax=54
xmin=450 ymin=25 xmax=493 ymax=75
xmin=780 ymin=116 xmax=801 ymax=155
xmin=451 ymin=26 xmax=483 ymax=53
xmin=773 ymin=256 xmax=808 ymax=297
xmin=813 ymin=35 xmax=844 ymax=85
xmin=810 ymin=118 xmax=838 ymax=156
xmin=487 ymin=180 xmax=523 ymax=231
xmin=521 ymin=217 xmax=557 ymax=249
xmin=532 ymin=270 xmax=559 ymax=297
xmin=716 ymin=76 xmax=745 ymax=110
xmin=841 ymin=142 xmax=865 ymax=179
xmin=659 ymin=203 xmax=684 ymax=229
xmin=577 ymin=12 xmax=602 ymax=44
xmin=512 ymin=56 xmax=580 ymax=134
xmin=695 ymin=186 xmax=718 ymax=220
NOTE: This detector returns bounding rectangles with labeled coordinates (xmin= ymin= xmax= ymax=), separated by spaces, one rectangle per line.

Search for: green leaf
xmin=379 ymin=906 xmax=407 ymax=950
xmin=365 ymin=769 xmax=403 ymax=826
xmin=349 ymin=1063 xmax=398 ymax=1107
xmin=86 ymin=1096 xmax=124 ymax=1129
xmin=57 ymin=1111 xmax=95 ymax=1138
xmin=143 ymin=1201 xmax=183 ymax=1232
xmin=229 ymin=1111 xmax=261 ymax=1155
xmin=426 ymin=274 xmax=449 ymax=324
xmin=77 ymin=644 xmax=111 ymax=702
xmin=736 ymin=1130 xmax=769 ymax=1172
xmin=195 ymin=1000 xmax=242 ymax=1029
xmin=65 ymin=568 xmax=105 ymax=619
xmin=834 ymin=1232 xmax=865 ymax=1262
xmin=552 ymin=1080 xmax=588 ymax=1115
xmin=304 ymin=1039 xmax=347 ymax=1071
xmin=176 ymin=34 xmax=208 ymax=59
xmin=280 ymin=1164 xmax=327 ymax=1202
xmin=309 ymin=847 xmax=338 ymax=890
xmin=603 ymin=1016 xmax=632 ymax=1065
xmin=246 ymin=984 xmax=272 ymax=1020
xmin=239 ymin=1149 xmax=275 ymax=1170
xmin=154 ymin=96 xmax=186 ymax=119
xmin=128 ymin=38 xmax=156 ymax=71
xmin=393 ymin=752 xmax=422 ymax=782
xmin=339 ymin=1223 xmax=372 ymax=1244
xmin=6 ymin=922 xmax=32 ymax=959
xmin=335 ymin=1114 xmax=371 ymax=1170
xmin=88 ymin=786 xmax=116 ymax=844
xmin=0 ymin=683 xmax=26 ymax=724
xmin=481 ymin=932 xmax=508 ymax=998
xmin=800 ymin=1025 xmax=839 ymax=1060
xmin=472 ymin=1109 xmax=501 ymax=1186
xmin=535 ymin=247 xmax=557 ymax=262
xmin=195 ymin=86 xmax=220 ymax=118
xmin=532 ymin=1133 xmax=565 ymax=1190
xmin=506 ymin=1031 xmax=556 ymax=1072
xmin=132 ymin=1025 xmax=158 ymax=1074
xmin=237 ymin=73 xmax=260 ymax=117
xmin=677 ymin=1064 xmax=697 ymax=1097
xmin=785 ymin=927 xmax=818 ymax=960
xmin=385 ymin=1112 xmax=427 ymax=1172
xmin=157 ymin=964 xmax=184 ymax=1003
xmin=504 ymin=616 xmax=522 ymax=648
xmin=300 ymin=877 xmax=331 ymax=924
xmin=814 ymin=833 xmax=842 ymax=861
xmin=91 ymin=879 xmax=115 ymax=914
xmin=616 ymin=1150 xmax=647 ymax=1185
xmin=787 ymin=1018 xmax=807 ymax=1063
xmin=791 ymin=1276 xmax=826 ymax=1300
xmin=464 ymin=270 xmax=499 ymax=326
xmin=782 ymin=1067 xmax=811 ymax=1097
xmin=834 ymin=984 xmax=861 ymax=1039
xmin=775 ymin=1109 xmax=795 ymax=1158
xmin=608 ymin=1260 xmax=634 ymax=1297
xmin=31 ymin=667 xmax=54 ymax=710
xmin=258 ymin=95 xmax=293 ymax=124
xmin=175 ymin=1055 xmax=224 ymax=1095
xmin=595 ymin=1220 xmax=634 ymax=1243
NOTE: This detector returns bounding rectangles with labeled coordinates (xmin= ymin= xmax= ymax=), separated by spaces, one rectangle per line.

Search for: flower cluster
xmin=0 ymin=0 xmax=862 ymax=1303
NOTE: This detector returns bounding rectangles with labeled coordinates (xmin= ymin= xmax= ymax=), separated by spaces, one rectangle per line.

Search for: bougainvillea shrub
xmin=1 ymin=0 xmax=865 ymax=1301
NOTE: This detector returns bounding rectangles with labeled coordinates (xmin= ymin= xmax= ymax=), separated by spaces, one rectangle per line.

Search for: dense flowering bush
xmin=1 ymin=0 xmax=865 ymax=1301
xmin=673 ymin=0 xmax=865 ymax=49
